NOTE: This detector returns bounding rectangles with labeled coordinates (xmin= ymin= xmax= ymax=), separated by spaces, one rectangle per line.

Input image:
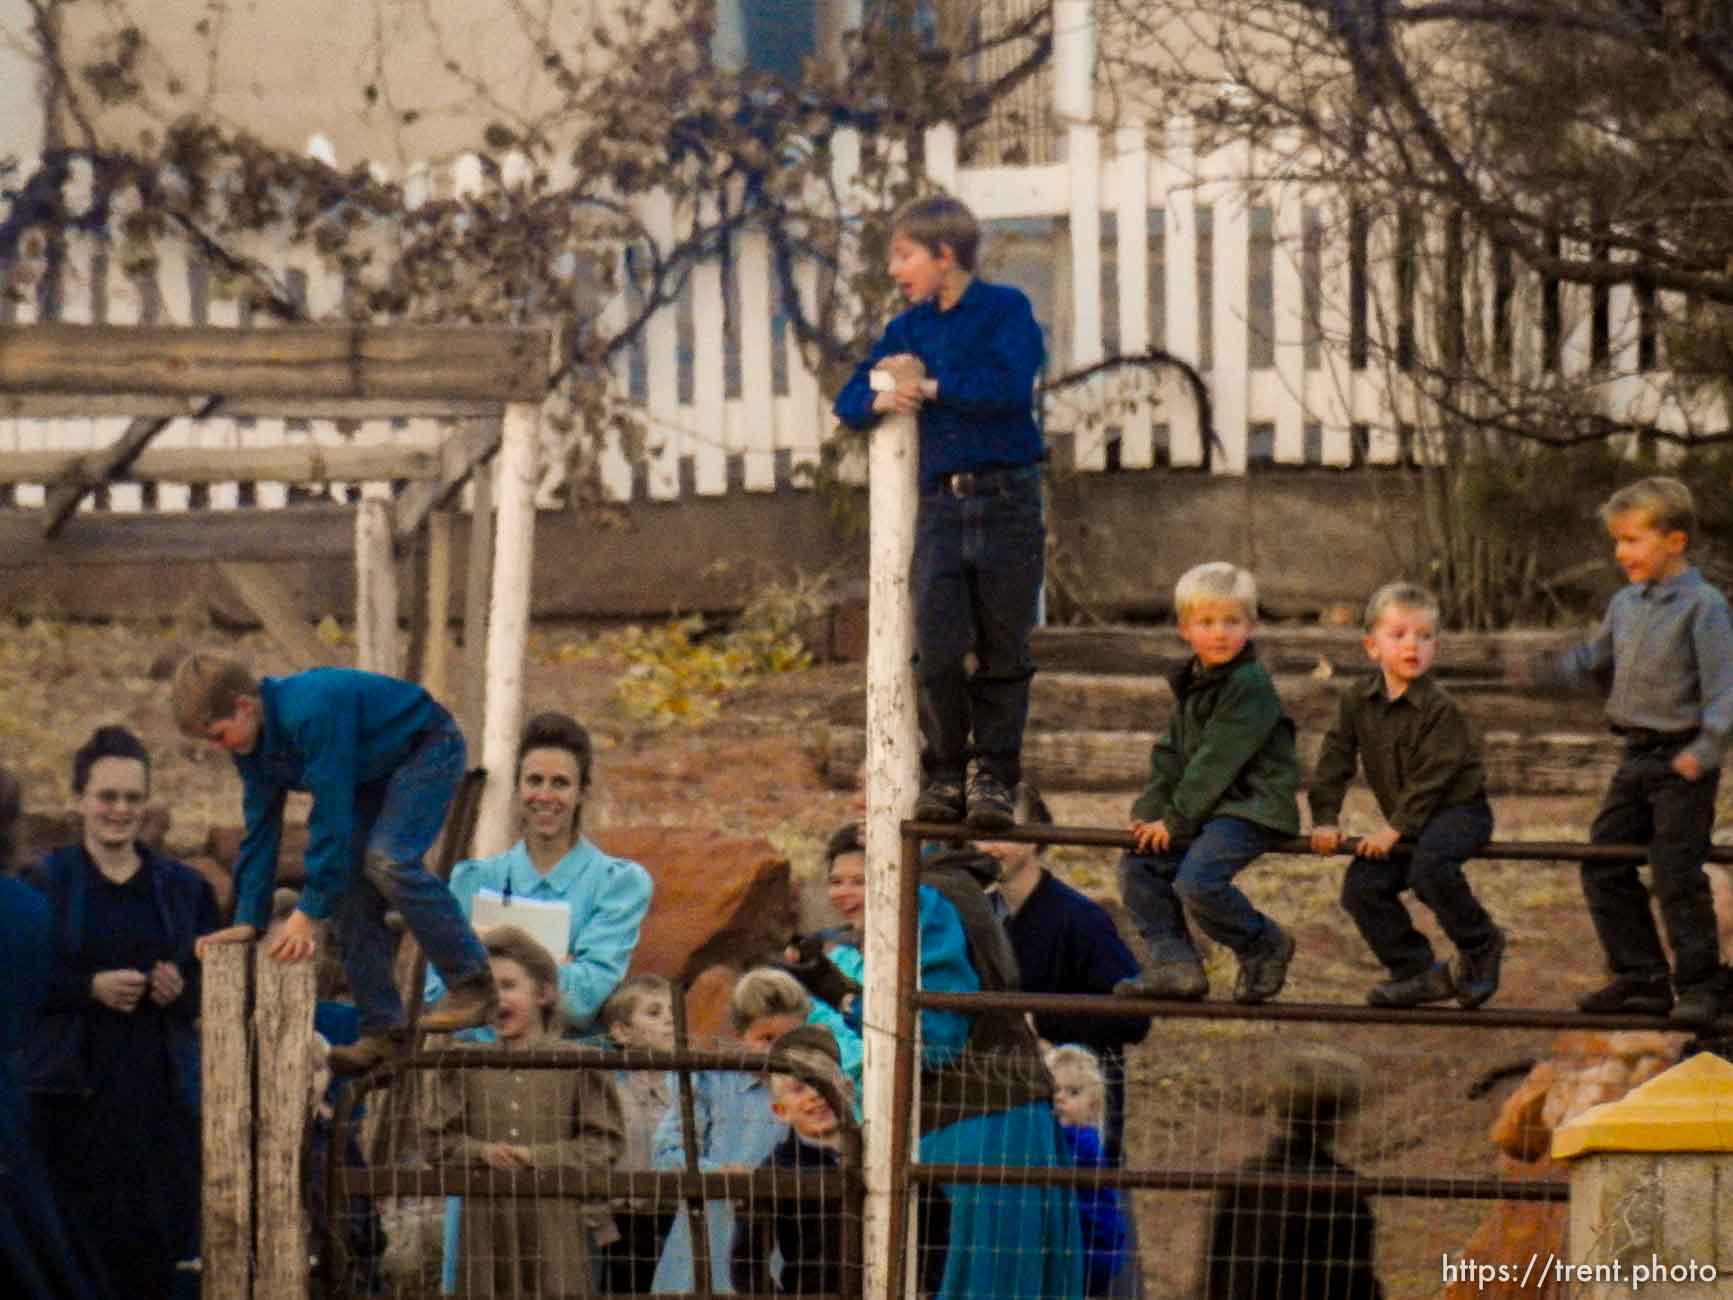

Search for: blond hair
xmin=890 ymin=194 xmax=980 ymax=271
xmin=170 ymin=652 xmax=258 ymax=737
xmin=1599 ymin=476 xmax=1696 ymax=539
xmin=1045 ymin=1043 xmax=1107 ymax=1126
xmin=483 ymin=925 xmax=563 ymax=1034
xmin=1361 ymin=581 xmax=1440 ymax=633
xmin=730 ymin=967 xmax=811 ymax=1034
xmin=1174 ymin=561 xmax=1259 ymax=621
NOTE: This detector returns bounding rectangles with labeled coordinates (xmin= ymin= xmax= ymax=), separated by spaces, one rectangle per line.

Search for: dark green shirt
xmin=1307 ymin=672 xmax=1487 ymax=837
xmin=1130 ymin=644 xmax=1301 ymax=839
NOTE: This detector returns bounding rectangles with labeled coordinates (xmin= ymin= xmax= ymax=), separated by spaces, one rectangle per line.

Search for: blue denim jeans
xmin=910 ymin=465 xmax=1045 ymax=785
xmin=1116 ymin=817 xmax=1281 ymax=962
xmin=329 ymin=716 xmax=489 ymax=1033
xmin=1340 ymin=798 xmax=1496 ymax=979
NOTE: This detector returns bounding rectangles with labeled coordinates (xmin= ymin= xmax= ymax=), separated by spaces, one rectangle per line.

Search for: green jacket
xmin=1130 ymin=644 xmax=1301 ymax=839
xmin=1307 ymin=671 xmax=1487 ymax=837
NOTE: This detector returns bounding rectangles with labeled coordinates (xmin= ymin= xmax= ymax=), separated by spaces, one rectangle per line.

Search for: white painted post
xmin=860 ymin=401 xmax=921 ymax=1300
xmin=0 ymin=0 xmax=46 ymax=163
xmin=473 ymin=401 xmax=540 ymax=857
xmin=1115 ymin=123 xmax=1154 ymax=468
xmin=1270 ymin=132 xmax=1307 ymax=466
xmin=354 ymin=498 xmax=400 ymax=676
xmin=1208 ymin=137 xmax=1251 ymax=474
xmin=1162 ymin=119 xmax=1205 ymax=467
xmin=1053 ymin=0 xmax=1095 ymax=127
xmin=924 ymin=123 xmax=958 ymax=193
xmin=423 ymin=509 xmax=453 ymax=703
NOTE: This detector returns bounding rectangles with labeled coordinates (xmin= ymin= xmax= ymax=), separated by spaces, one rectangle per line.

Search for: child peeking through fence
xmin=732 ymin=1024 xmax=859 ymax=1298
xmin=1045 ymin=1045 xmax=1129 ymax=1296
xmin=428 ymin=924 xmax=625 ymax=1298
xmin=178 ymin=654 xmax=497 ymax=1073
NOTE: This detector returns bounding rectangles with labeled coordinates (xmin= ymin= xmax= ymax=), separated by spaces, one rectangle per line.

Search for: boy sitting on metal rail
xmin=1113 ymin=562 xmax=1302 ymax=1005
xmin=832 ymin=193 xmax=1047 ymax=832
xmin=1520 ymin=476 xmax=1733 ymax=1026
xmin=1309 ymin=582 xmax=1505 ymax=1009
xmin=176 ymin=653 xmax=497 ymax=1072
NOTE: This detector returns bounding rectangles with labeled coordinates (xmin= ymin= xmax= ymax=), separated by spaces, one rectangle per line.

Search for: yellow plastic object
xmin=1552 ymin=1052 xmax=1733 ymax=1160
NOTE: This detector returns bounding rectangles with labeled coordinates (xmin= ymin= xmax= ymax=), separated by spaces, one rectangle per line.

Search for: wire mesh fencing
xmin=317 ymin=1043 xmax=863 ymax=1300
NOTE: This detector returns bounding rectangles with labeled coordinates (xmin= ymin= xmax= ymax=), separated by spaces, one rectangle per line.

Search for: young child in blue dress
xmin=1046 ymin=1045 xmax=1128 ymax=1296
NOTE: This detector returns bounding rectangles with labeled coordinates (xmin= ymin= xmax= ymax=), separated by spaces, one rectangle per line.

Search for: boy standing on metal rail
xmin=1309 ymin=582 xmax=1505 ymax=1009
xmin=176 ymin=653 xmax=498 ymax=1072
xmin=1113 ymin=562 xmax=1302 ymax=1005
xmin=833 ymin=194 xmax=1046 ymax=832
xmin=1521 ymin=476 xmax=1733 ymax=1026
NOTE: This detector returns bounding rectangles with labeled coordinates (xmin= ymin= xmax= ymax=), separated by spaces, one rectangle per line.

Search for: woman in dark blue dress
xmin=0 ymin=764 xmax=105 ymax=1299
xmin=26 ymin=727 xmax=218 ymax=1300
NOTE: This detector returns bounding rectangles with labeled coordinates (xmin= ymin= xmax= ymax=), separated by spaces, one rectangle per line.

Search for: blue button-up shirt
xmin=833 ymin=277 xmax=1045 ymax=489
xmin=431 ymin=836 xmax=652 ymax=1032
xmin=231 ymin=669 xmax=447 ymax=928
xmin=1534 ymin=565 xmax=1733 ymax=771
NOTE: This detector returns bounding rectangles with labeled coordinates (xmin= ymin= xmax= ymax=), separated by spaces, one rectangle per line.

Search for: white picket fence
xmin=1 ymin=5 xmax=1721 ymax=517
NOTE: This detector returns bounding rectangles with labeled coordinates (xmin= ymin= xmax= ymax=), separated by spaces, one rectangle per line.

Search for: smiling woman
xmin=25 ymin=725 xmax=219 ymax=1300
xmin=429 ymin=711 xmax=653 ymax=1036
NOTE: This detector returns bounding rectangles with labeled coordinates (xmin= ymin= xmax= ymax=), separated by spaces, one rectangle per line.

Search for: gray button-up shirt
xmin=1532 ymin=565 xmax=1733 ymax=770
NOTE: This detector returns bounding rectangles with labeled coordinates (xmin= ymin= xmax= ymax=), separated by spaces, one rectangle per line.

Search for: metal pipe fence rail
xmin=884 ymin=819 xmax=1733 ymax=1300
xmin=323 ymin=1046 xmax=866 ymax=1300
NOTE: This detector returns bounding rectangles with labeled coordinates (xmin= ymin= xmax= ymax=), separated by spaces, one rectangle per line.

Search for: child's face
xmin=740 ymin=1012 xmax=807 ymax=1054
xmin=1051 ymin=1069 xmax=1100 ymax=1129
xmin=886 ymin=232 xmax=954 ymax=305
xmin=1364 ymin=603 xmax=1438 ymax=690
xmin=1607 ymin=509 xmax=1688 ymax=585
xmin=75 ymin=756 xmax=150 ymax=852
xmin=611 ymin=992 xmax=676 ymax=1052
xmin=827 ymin=852 xmax=867 ymax=926
xmin=490 ymin=956 xmax=555 ymax=1044
xmin=772 ymin=1076 xmax=842 ymax=1143
xmin=517 ymin=746 xmax=583 ymax=843
xmin=204 ymin=696 xmax=261 ymax=755
xmin=1178 ymin=597 xmax=1253 ymax=669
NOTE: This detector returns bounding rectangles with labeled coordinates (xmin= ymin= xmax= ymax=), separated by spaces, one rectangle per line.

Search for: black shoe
xmin=964 ymin=772 xmax=1015 ymax=831
xmin=1670 ymin=981 xmax=1725 ymax=1027
xmin=1367 ymin=963 xmax=1456 ymax=1008
xmin=1233 ymin=923 xmax=1296 ymax=1005
xmin=1451 ymin=928 xmax=1506 ymax=1010
xmin=1576 ymin=973 xmax=1674 ymax=1015
xmin=913 ymin=778 xmax=965 ymax=823
xmin=1113 ymin=961 xmax=1208 ymax=1001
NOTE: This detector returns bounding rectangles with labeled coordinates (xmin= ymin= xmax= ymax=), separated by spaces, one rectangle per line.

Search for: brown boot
xmin=327 ymin=1030 xmax=409 ymax=1076
xmin=419 ymin=970 xmax=498 ymax=1034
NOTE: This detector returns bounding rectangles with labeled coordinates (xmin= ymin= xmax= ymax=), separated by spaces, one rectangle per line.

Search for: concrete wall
xmin=0 ymin=467 xmax=1445 ymax=626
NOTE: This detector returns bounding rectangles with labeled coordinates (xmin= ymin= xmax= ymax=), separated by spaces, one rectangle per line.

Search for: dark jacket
xmin=1131 ymin=645 xmax=1301 ymax=838
xmin=25 ymin=844 xmax=212 ymax=1103
xmin=1308 ymin=672 xmax=1488 ymax=836
xmin=1203 ymin=1127 xmax=1385 ymax=1300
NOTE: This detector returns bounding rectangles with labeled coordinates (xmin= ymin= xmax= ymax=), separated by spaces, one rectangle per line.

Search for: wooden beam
xmin=392 ymin=417 xmax=501 ymax=540
xmin=355 ymin=499 xmax=400 ymax=675
xmin=0 ymin=443 xmax=446 ymax=485
xmin=0 ymin=505 xmax=356 ymax=566
xmin=43 ymin=399 xmax=224 ymax=537
xmin=216 ymin=562 xmax=338 ymax=670
xmin=0 ymin=394 xmax=502 ymax=420
xmin=461 ymin=460 xmax=496 ymax=744
xmin=422 ymin=511 xmax=454 ymax=701
xmin=475 ymin=402 xmax=541 ymax=856
xmin=0 ymin=323 xmax=550 ymax=402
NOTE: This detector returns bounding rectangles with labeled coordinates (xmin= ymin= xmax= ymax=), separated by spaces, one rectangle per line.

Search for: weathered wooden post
xmin=461 ymin=457 xmax=496 ymax=745
xmin=1551 ymin=1052 xmax=1733 ymax=1297
xmin=861 ymin=390 xmax=921 ymax=1300
xmin=355 ymin=496 xmax=400 ymax=675
xmin=473 ymin=401 xmax=540 ymax=855
xmin=253 ymin=954 xmax=316 ymax=1298
xmin=422 ymin=508 xmax=454 ymax=701
xmin=201 ymin=944 xmax=253 ymax=1299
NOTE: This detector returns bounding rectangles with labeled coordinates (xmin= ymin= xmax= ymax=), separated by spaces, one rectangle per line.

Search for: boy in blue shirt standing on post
xmin=834 ymin=194 xmax=1046 ymax=830
xmin=1525 ymin=477 xmax=1733 ymax=1025
xmin=176 ymin=654 xmax=497 ymax=1072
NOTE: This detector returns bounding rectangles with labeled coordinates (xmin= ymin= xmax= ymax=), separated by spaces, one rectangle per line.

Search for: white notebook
xmin=470 ymin=888 xmax=571 ymax=959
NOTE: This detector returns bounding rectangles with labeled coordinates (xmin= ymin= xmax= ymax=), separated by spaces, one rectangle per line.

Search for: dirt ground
xmin=8 ymin=618 xmax=1703 ymax=1300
